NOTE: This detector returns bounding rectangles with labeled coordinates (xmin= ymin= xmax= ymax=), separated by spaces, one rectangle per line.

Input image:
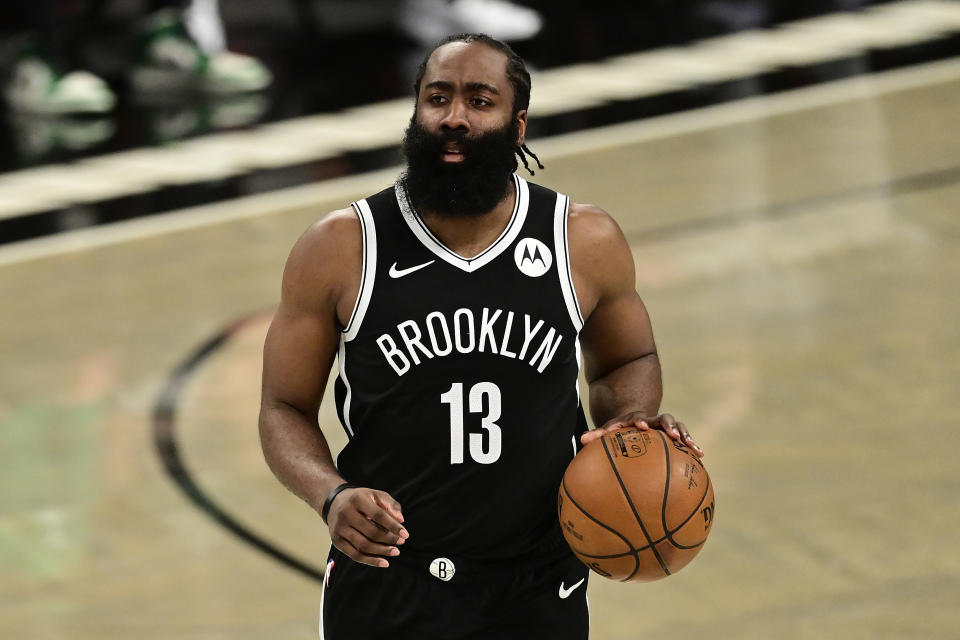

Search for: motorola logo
xmin=514 ymin=238 xmax=552 ymax=277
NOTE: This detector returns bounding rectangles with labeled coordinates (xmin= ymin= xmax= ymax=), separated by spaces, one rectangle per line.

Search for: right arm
xmin=258 ymin=209 xmax=408 ymax=567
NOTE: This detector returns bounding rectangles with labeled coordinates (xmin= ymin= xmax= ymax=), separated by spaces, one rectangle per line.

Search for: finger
xmin=364 ymin=510 xmax=410 ymax=545
xmin=583 ymin=417 xmax=650 ymax=445
xmin=372 ymin=492 xmax=406 ymax=525
xmin=347 ymin=526 xmax=402 ymax=558
xmin=335 ymin=529 xmax=400 ymax=568
xmin=370 ymin=493 xmax=409 ymax=542
xmin=655 ymin=413 xmax=682 ymax=441
xmin=581 ymin=424 xmax=625 ymax=445
xmin=677 ymin=423 xmax=705 ymax=457
xmin=333 ymin=534 xmax=390 ymax=568
xmin=580 ymin=429 xmax=604 ymax=445
xmin=333 ymin=493 xmax=403 ymax=541
xmin=599 ymin=414 xmax=650 ymax=432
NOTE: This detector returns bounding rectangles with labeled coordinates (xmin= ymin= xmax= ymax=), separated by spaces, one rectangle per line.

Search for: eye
xmin=427 ymin=94 xmax=448 ymax=105
xmin=470 ymin=97 xmax=492 ymax=107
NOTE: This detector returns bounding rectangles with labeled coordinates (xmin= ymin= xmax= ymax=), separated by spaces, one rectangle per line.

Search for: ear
xmin=515 ymin=109 xmax=528 ymax=146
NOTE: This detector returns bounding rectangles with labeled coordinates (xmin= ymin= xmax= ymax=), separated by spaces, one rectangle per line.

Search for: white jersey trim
xmin=574 ymin=336 xmax=583 ymax=403
xmin=338 ymin=199 xmax=376 ymax=439
xmin=553 ymin=192 xmax=584 ymax=332
xmin=343 ymin=198 xmax=378 ymax=341
xmin=395 ymin=174 xmax=530 ymax=273
xmin=337 ymin=339 xmax=355 ymax=438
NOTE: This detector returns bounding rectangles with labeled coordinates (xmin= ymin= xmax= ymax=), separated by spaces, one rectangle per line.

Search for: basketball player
xmin=259 ymin=33 xmax=703 ymax=639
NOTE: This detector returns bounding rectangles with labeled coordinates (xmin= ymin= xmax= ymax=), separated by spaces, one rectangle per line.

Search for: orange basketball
xmin=558 ymin=427 xmax=715 ymax=582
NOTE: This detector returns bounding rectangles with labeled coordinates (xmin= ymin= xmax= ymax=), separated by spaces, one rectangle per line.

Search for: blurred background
xmin=3 ymin=0 xmax=957 ymax=241
xmin=2 ymin=1 xmax=959 ymax=638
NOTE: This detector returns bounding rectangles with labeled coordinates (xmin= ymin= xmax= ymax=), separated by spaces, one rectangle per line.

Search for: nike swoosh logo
xmin=389 ymin=260 xmax=434 ymax=278
xmin=558 ymin=577 xmax=585 ymax=599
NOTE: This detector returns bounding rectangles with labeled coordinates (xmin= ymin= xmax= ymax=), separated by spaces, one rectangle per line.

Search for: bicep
xmin=580 ymin=289 xmax=657 ymax=384
xmin=570 ymin=204 xmax=658 ymax=383
xmin=261 ymin=215 xmax=357 ymax=415
xmin=261 ymin=301 xmax=340 ymax=415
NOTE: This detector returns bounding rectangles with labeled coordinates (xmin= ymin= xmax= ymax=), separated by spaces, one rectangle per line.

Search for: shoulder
xmin=568 ymin=201 xmax=624 ymax=241
xmin=566 ymin=202 xmax=636 ymax=316
xmin=282 ymin=207 xmax=362 ymax=312
xmin=568 ymin=202 xmax=633 ymax=277
xmin=292 ymin=207 xmax=360 ymax=256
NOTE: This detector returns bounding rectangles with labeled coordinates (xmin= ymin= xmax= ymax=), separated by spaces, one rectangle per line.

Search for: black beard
xmin=400 ymin=117 xmax=520 ymax=218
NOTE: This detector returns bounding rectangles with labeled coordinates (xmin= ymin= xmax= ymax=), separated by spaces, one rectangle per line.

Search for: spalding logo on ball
xmin=558 ymin=427 xmax=715 ymax=582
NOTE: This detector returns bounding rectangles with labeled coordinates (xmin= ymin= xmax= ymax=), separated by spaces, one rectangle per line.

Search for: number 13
xmin=440 ymin=382 xmax=502 ymax=464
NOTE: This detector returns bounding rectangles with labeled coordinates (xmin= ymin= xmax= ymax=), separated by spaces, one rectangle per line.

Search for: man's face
xmin=401 ymin=42 xmax=528 ymax=217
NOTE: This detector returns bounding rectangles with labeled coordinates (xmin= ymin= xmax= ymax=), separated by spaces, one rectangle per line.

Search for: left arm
xmin=569 ymin=203 xmax=703 ymax=457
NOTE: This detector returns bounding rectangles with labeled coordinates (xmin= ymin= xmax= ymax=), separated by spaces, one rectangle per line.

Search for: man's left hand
xmin=581 ymin=412 xmax=704 ymax=458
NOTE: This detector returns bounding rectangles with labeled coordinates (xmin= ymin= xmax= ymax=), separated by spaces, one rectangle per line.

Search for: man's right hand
xmin=326 ymin=487 xmax=409 ymax=568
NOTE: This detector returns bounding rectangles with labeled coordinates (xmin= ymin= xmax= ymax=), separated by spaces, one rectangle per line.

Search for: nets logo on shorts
xmin=514 ymin=238 xmax=552 ymax=277
xmin=429 ymin=557 xmax=456 ymax=581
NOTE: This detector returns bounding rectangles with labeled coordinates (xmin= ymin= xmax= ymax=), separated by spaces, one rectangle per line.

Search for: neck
xmin=419 ymin=179 xmax=516 ymax=259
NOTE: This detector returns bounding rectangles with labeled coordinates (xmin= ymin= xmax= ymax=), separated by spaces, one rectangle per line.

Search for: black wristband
xmin=321 ymin=482 xmax=357 ymax=524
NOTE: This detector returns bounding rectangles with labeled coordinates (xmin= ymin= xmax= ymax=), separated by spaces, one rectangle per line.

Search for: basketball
xmin=558 ymin=427 xmax=715 ymax=582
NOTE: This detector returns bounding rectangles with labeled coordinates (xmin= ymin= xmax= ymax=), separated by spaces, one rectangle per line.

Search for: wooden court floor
xmin=2 ymin=59 xmax=959 ymax=639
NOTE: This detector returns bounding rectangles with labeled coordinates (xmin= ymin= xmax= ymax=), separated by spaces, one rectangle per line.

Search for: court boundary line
xmin=1 ymin=56 xmax=958 ymax=269
xmin=153 ymin=308 xmax=328 ymax=583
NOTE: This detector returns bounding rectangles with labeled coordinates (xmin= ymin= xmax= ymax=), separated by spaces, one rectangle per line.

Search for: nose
xmin=440 ymin=99 xmax=470 ymax=133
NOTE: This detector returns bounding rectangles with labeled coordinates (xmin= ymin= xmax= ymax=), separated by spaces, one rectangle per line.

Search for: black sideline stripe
xmin=152 ymin=308 xmax=326 ymax=584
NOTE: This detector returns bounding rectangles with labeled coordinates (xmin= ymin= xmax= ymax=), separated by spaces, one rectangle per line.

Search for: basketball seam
xmin=659 ymin=430 xmax=672 ymax=550
xmin=665 ymin=475 xmax=712 ymax=549
xmin=561 ymin=479 xmax=640 ymax=575
xmin=571 ymin=529 xmax=705 ymax=559
xmin=600 ymin=434 xmax=670 ymax=579
xmin=656 ymin=430 xmax=713 ymax=550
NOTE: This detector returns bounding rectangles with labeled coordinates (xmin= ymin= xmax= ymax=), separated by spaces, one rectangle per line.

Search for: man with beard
xmin=259 ymin=34 xmax=703 ymax=639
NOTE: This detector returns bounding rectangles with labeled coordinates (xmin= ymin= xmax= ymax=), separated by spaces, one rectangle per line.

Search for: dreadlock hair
xmin=412 ymin=33 xmax=545 ymax=176
xmin=518 ymin=143 xmax=544 ymax=176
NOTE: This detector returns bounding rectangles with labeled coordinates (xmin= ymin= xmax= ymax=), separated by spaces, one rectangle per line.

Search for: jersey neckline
xmin=395 ymin=174 xmax=530 ymax=273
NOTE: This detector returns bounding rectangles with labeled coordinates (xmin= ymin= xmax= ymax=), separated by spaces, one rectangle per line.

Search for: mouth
xmin=442 ymin=143 xmax=465 ymax=163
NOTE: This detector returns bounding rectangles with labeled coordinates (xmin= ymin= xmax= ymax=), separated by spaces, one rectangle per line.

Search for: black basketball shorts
xmin=319 ymin=545 xmax=590 ymax=639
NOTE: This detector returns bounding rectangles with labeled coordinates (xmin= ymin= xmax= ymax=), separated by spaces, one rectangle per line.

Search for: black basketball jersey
xmin=333 ymin=174 xmax=588 ymax=561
